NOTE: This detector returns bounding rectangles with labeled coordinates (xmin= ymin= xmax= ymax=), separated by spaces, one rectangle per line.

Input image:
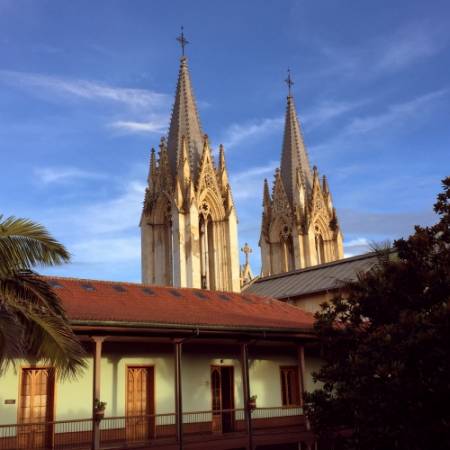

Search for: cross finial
xmin=241 ymin=242 xmax=253 ymax=266
xmin=285 ymin=68 xmax=294 ymax=96
xmin=176 ymin=26 xmax=189 ymax=57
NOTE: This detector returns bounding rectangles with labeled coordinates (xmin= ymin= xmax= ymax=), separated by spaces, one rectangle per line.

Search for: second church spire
xmin=260 ymin=70 xmax=344 ymax=275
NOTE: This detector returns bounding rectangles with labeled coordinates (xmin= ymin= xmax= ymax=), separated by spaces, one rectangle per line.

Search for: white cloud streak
xmin=222 ymin=97 xmax=365 ymax=150
xmin=345 ymin=89 xmax=448 ymax=136
xmin=0 ymin=70 xmax=169 ymax=109
xmin=375 ymin=25 xmax=446 ymax=72
xmin=301 ymin=99 xmax=367 ymax=129
xmin=230 ymin=162 xmax=278 ymax=200
xmin=223 ymin=117 xmax=284 ymax=149
xmin=311 ymin=89 xmax=448 ymax=157
xmin=110 ymin=117 xmax=168 ymax=135
xmin=318 ymin=22 xmax=448 ymax=80
xmin=35 ymin=167 xmax=107 ymax=184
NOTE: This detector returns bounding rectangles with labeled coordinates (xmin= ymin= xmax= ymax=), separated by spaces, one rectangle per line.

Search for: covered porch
xmin=0 ymin=330 xmax=317 ymax=450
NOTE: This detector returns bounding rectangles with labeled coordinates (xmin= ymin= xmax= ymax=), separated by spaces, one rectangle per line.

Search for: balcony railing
xmin=0 ymin=406 xmax=305 ymax=450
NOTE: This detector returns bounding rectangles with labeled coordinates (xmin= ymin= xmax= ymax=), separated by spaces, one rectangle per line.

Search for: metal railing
xmin=99 ymin=413 xmax=176 ymax=446
xmin=0 ymin=418 xmax=93 ymax=450
xmin=0 ymin=406 xmax=304 ymax=449
xmin=252 ymin=406 xmax=304 ymax=419
xmin=182 ymin=408 xmax=245 ymax=434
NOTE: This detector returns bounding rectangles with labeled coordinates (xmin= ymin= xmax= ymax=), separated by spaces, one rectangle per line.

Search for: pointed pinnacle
xmin=263 ymin=178 xmax=271 ymax=206
xmin=322 ymin=175 xmax=329 ymax=193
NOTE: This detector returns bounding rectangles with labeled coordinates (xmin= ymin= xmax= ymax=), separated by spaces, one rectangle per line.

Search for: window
xmin=280 ymin=366 xmax=301 ymax=406
xmin=315 ymin=232 xmax=325 ymax=264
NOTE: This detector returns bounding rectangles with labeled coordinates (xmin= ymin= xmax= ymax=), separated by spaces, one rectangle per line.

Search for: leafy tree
xmin=305 ymin=177 xmax=450 ymax=450
xmin=0 ymin=215 xmax=86 ymax=378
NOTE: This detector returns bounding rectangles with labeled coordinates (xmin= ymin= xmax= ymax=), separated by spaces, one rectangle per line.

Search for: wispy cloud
xmin=230 ymin=162 xmax=278 ymax=200
xmin=222 ymin=97 xmax=365 ymax=149
xmin=344 ymin=237 xmax=372 ymax=256
xmin=71 ymin=236 xmax=141 ymax=264
xmin=35 ymin=167 xmax=107 ymax=184
xmin=35 ymin=177 xmax=145 ymax=280
xmin=375 ymin=25 xmax=446 ymax=72
xmin=302 ymin=99 xmax=367 ymax=129
xmin=311 ymin=89 xmax=448 ymax=157
xmin=0 ymin=70 xmax=169 ymax=109
xmin=222 ymin=117 xmax=283 ymax=149
xmin=110 ymin=116 xmax=168 ymax=135
xmin=345 ymin=89 xmax=448 ymax=136
xmin=318 ymin=22 xmax=448 ymax=80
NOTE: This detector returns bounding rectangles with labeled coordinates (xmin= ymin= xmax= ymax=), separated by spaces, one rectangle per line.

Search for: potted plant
xmin=94 ymin=399 xmax=107 ymax=421
xmin=248 ymin=395 xmax=257 ymax=411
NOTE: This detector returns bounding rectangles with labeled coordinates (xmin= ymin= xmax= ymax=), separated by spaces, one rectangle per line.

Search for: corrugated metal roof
xmin=244 ymin=252 xmax=381 ymax=299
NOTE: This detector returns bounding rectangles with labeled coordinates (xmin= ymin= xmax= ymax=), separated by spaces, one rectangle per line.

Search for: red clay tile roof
xmin=44 ymin=277 xmax=315 ymax=332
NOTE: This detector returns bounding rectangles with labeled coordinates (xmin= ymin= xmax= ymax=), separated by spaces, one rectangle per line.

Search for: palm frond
xmin=0 ymin=215 xmax=70 ymax=275
xmin=0 ymin=305 xmax=22 ymax=374
xmin=1 ymin=290 xmax=86 ymax=379
xmin=1 ymin=271 xmax=66 ymax=317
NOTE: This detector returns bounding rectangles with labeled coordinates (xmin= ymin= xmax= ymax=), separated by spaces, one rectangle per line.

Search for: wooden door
xmin=18 ymin=368 xmax=55 ymax=449
xmin=126 ymin=366 xmax=154 ymax=442
xmin=211 ymin=366 xmax=222 ymax=433
xmin=220 ymin=367 xmax=235 ymax=433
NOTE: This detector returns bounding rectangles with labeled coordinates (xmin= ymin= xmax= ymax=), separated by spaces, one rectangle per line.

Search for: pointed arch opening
xmin=281 ymin=233 xmax=295 ymax=272
xmin=314 ymin=226 xmax=325 ymax=265
xmin=199 ymin=201 xmax=217 ymax=290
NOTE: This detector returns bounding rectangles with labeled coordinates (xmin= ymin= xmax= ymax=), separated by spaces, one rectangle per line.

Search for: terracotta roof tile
xmin=43 ymin=277 xmax=314 ymax=332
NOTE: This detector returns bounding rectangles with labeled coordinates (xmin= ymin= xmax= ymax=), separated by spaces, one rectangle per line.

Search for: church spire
xmin=279 ymin=71 xmax=312 ymax=204
xmin=166 ymin=51 xmax=204 ymax=178
xmin=258 ymin=69 xmax=344 ymax=276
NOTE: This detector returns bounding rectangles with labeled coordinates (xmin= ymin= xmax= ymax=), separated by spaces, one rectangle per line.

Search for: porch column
xmin=297 ymin=344 xmax=306 ymax=408
xmin=174 ymin=340 xmax=183 ymax=449
xmin=240 ymin=342 xmax=253 ymax=450
xmin=91 ymin=336 xmax=106 ymax=450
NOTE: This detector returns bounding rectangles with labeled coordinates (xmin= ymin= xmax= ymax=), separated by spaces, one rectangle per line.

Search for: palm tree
xmin=0 ymin=215 xmax=86 ymax=378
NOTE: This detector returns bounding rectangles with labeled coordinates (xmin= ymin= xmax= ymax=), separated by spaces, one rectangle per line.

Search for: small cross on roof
xmin=176 ymin=26 xmax=189 ymax=56
xmin=285 ymin=68 xmax=294 ymax=96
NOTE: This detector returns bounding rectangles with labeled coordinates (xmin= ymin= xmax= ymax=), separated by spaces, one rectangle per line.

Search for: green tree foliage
xmin=0 ymin=215 xmax=86 ymax=378
xmin=305 ymin=177 xmax=450 ymax=450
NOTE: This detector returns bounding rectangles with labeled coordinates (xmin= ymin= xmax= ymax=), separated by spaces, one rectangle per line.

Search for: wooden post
xmin=174 ymin=341 xmax=183 ymax=449
xmin=297 ymin=344 xmax=306 ymax=407
xmin=91 ymin=336 xmax=106 ymax=450
xmin=240 ymin=342 xmax=253 ymax=450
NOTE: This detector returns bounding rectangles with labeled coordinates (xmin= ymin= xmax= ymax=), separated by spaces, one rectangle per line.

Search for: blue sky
xmin=1 ymin=0 xmax=449 ymax=282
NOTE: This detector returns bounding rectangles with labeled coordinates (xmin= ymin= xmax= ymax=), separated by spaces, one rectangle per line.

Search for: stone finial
xmin=240 ymin=243 xmax=254 ymax=286
xmin=241 ymin=242 xmax=252 ymax=265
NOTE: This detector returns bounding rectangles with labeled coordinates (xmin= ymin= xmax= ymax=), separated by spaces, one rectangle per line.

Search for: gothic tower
xmin=259 ymin=73 xmax=344 ymax=276
xmin=140 ymin=55 xmax=240 ymax=292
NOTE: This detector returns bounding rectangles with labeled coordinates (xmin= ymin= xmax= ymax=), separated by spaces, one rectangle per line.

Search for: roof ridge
xmin=43 ymin=275 xmax=273 ymax=299
xmin=254 ymin=251 xmax=385 ymax=283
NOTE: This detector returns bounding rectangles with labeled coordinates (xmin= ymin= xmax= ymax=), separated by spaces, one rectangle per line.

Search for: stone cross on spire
xmin=240 ymin=243 xmax=254 ymax=287
xmin=176 ymin=26 xmax=189 ymax=56
xmin=241 ymin=243 xmax=252 ymax=266
xmin=285 ymin=68 xmax=294 ymax=96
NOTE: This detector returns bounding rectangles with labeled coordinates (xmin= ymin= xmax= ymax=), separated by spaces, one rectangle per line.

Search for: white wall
xmin=0 ymin=346 xmax=321 ymax=425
